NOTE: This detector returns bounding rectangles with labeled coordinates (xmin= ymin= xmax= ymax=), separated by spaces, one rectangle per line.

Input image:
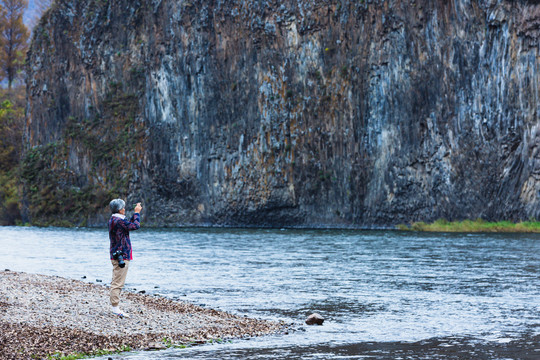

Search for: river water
xmin=0 ymin=227 xmax=539 ymax=359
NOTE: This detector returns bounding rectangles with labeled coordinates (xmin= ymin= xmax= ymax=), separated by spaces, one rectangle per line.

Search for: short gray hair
xmin=109 ymin=199 xmax=125 ymax=213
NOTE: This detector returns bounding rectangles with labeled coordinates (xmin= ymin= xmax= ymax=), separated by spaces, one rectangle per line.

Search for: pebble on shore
xmin=0 ymin=271 xmax=285 ymax=359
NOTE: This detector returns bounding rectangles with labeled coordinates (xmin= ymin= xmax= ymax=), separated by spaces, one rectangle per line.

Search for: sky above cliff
xmin=24 ymin=0 xmax=37 ymax=23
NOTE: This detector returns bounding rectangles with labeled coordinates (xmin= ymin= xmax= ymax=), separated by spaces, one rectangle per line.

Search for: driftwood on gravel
xmin=0 ymin=271 xmax=285 ymax=359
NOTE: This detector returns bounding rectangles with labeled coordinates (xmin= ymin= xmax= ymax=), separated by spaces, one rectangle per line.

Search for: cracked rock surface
xmin=25 ymin=0 xmax=540 ymax=227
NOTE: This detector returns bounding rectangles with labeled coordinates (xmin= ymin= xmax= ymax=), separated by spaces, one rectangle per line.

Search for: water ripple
xmin=0 ymin=227 xmax=538 ymax=359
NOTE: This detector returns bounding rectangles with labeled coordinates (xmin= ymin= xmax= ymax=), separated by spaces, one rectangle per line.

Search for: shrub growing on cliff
xmin=0 ymin=89 xmax=24 ymax=224
xmin=0 ymin=99 xmax=20 ymax=169
xmin=20 ymin=141 xmax=116 ymax=226
xmin=20 ymin=81 xmax=145 ymax=226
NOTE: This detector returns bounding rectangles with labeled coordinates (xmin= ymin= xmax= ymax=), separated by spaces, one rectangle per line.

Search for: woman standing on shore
xmin=108 ymin=199 xmax=142 ymax=318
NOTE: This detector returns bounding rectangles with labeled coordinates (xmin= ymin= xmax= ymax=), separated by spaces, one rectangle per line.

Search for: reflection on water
xmin=0 ymin=227 xmax=539 ymax=359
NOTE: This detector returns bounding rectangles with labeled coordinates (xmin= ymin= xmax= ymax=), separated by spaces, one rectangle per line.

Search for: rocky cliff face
xmin=24 ymin=0 xmax=540 ymax=227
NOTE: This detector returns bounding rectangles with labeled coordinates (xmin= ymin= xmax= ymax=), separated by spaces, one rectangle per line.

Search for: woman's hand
xmin=134 ymin=202 xmax=142 ymax=213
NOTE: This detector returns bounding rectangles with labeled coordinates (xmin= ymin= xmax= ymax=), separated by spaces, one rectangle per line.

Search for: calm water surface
xmin=0 ymin=227 xmax=539 ymax=359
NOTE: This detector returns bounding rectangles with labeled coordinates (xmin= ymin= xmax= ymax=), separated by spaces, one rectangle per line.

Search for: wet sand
xmin=0 ymin=270 xmax=286 ymax=359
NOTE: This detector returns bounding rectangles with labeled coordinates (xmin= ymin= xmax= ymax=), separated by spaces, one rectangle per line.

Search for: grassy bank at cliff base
xmin=397 ymin=219 xmax=540 ymax=233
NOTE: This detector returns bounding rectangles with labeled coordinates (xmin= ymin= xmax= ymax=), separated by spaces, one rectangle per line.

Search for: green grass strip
xmin=397 ymin=219 xmax=540 ymax=233
xmin=43 ymin=338 xmax=232 ymax=359
xmin=45 ymin=345 xmax=132 ymax=360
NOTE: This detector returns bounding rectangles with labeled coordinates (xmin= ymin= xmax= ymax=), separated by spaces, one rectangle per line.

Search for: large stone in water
xmin=305 ymin=313 xmax=324 ymax=325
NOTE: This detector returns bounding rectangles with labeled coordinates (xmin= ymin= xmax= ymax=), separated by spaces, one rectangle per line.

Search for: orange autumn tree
xmin=0 ymin=0 xmax=29 ymax=89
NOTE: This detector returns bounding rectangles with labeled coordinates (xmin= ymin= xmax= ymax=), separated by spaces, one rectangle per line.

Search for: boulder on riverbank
xmin=0 ymin=271 xmax=286 ymax=359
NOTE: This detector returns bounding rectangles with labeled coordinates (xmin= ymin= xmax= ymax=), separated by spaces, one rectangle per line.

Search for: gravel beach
xmin=0 ymin=270 xmax=286 ymax=359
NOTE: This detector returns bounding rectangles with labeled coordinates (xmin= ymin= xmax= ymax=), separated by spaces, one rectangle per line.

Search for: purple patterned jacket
xmin=108 ymin=213 xmax=140 ymax=261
